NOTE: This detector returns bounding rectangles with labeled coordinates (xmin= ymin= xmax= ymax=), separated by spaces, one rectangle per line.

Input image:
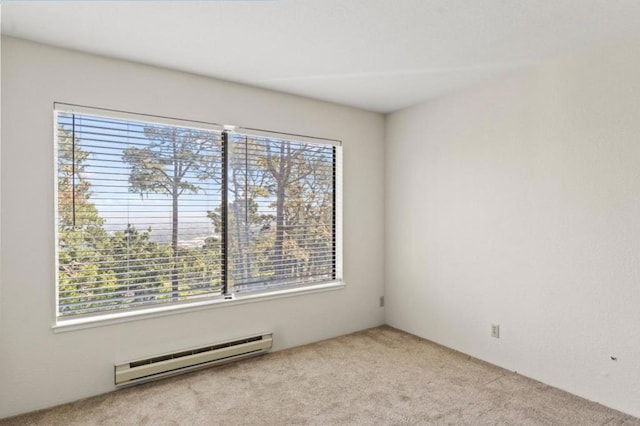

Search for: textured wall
xmin=0 ymin=37 xmax=385 ymax=418
xmin=385 ymin=41 xmax=640 ymax=417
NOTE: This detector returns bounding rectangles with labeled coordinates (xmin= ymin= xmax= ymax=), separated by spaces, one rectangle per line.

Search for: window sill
xmin=53 ymin=281 xmax=345 ymax=333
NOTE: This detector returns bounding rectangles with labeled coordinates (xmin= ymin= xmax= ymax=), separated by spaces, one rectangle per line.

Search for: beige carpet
xmin=1 ymin=326 xmax=638 ymax=425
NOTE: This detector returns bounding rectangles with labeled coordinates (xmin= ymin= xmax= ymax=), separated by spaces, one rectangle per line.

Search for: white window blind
xmin=226 ymin=131 xmax=337 ymax=293
xmin=56 ymin=110 xmax=224 ymax=317
xmin=55 ymin=105 xmax=341 ymax=320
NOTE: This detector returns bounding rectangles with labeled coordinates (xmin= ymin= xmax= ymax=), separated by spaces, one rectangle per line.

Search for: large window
xmin=55 ymin=105 xmax=341 ymax=320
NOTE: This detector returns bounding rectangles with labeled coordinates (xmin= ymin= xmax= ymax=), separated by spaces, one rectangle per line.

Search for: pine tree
xmin=57 ymin=124 xmax=111 ymax=315
xmin=122 ymin=125 xmax=220 ymax=299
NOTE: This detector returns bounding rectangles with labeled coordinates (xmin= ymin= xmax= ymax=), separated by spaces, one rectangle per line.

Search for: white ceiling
xmin=3 ymin=1 xmax=640 ymax=113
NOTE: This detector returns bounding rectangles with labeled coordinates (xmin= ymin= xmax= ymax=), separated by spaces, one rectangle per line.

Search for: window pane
xmin=227 ymin=133 xmax=336 ymax=293
xmin=56 ymin=112 xmax=224 ymax=317
xmin=55 ymin=106 xmax=340 ymax=320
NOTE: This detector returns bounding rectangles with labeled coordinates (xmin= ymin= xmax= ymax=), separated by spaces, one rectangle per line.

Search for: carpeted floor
xmin=1 ymin=326 xmax=638 ymax=425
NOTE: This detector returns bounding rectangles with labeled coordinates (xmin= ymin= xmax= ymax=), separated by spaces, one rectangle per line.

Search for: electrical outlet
xmin=491 ymin=324 xmax=500 ymax=338
xmin=379 ymin=296 xmax=385 ymax=307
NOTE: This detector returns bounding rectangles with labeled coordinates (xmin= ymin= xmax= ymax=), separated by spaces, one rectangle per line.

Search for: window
xmin=55 ymin=104 xmax=341 ymax=320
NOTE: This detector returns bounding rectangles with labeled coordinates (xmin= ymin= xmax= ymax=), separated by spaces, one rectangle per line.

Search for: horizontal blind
xmin=227 ymin=132 xmax=337 ymax=293
xmin=56 ymin=111 xmax=224 ymax=317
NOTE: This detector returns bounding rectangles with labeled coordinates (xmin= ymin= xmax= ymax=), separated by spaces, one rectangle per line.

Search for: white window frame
xmin=53 ymin=103 xmax=343 ymax=331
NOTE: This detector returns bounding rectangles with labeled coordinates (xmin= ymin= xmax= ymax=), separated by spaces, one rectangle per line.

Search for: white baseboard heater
xmin=115 ymin=333 xmax=273 ymax=386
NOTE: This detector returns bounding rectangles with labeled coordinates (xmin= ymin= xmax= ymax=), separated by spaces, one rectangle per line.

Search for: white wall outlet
xmin=491 ymin=324 xmax=500 ymax=338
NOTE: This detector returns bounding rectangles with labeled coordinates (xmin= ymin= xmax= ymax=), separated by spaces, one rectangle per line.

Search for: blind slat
xmin=60 ymin=282 xmax=224 ymax=301
xmin=56 ymin=107 xmax=337 ymax=319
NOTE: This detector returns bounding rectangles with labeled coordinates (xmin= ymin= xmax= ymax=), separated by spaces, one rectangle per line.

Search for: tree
xmin=207 ymin=197 xmax=273 ymax=288
xmin=283 ymin=150 xmax=334 ymax=279
xmin=264 ymin=140 xmax=319 ymax=280
xmin=106 ymin=224 xmax=171 ymax=305
xmin=122 ymin=125 xmax=220 ymax=299
xmin=210 ymin=136 xmax=334 ymax=289
xmin=226 ymin=136 xmax=274 ymax=286
xmin=57 ymin=124 xmax=113 ymax=315
xmin=57 ymin=126 xmax=104 ymax=232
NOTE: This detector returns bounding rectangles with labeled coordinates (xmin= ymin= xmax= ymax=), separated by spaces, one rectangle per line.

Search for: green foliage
xmin=57 ymin=123 xmax=223 ymax=317
xmin=122 ymin=125 xmax=220 ymax=198
xmin=122 ymin=125 xmax=221 ymax=299
xmin=106 ymin=224 xmax=171 ymax=303
xmin=222 ymin=137 xmax=335 ymax=291
xmin=57 ymin=120 xmax=334 ymax=317
xmin=57 ymin=124 xmax=113 ymax=315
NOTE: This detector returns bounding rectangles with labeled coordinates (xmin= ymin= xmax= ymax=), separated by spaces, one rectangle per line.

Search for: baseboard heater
xmin=115 ymin=333 xmax=273 ymax=386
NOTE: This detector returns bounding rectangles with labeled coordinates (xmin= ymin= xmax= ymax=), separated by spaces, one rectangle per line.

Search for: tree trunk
xmin=232 ymin=199 xmax=246 ymax=281
xmin=171 ymin=190 xmax=179 ymax=300
xmin=273 ymin=144 xmax=287 ymax=280
xmin=171 ymin=136 xmax=180 ymax=301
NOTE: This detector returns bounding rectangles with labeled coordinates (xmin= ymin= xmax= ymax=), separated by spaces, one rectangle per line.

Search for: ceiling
xmin=3 ymin=0 xmax=640 ymax=113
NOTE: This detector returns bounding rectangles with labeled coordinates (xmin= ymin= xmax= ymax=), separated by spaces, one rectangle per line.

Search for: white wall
xmin=0 ymin=37 xmax=385 ymax=418
xmin=386 ymin=40 xmax=640 ymax=417
xmin=0 ymin=7 xmax=3 ymax=336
